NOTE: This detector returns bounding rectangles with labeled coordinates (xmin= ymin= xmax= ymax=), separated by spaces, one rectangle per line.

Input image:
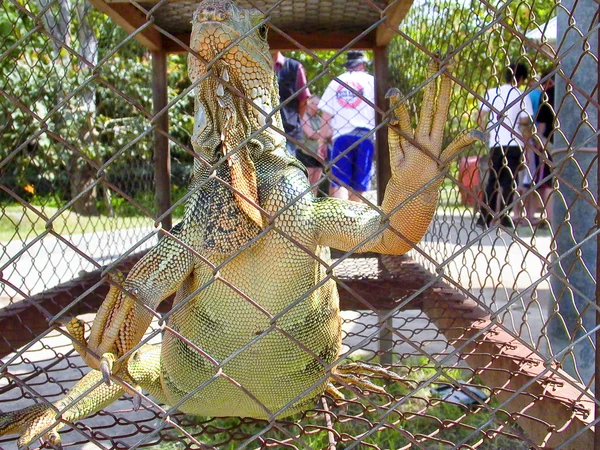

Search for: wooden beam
xmin=0 ymin=253 xmax=147 ymax=359
xmin=152 ymin=51 xmax=172 ymax=231
xmin=376 ymin=0 xmax=413 ymax=47
xmin=422 ymin=295 xmax=595 ymax=448
xmin=162 ymin=30 xmax=376 ymax=53
xmin=88 ymin=0 xmax=163 ymax=51
xmin=373 ymin=45 xmax=391 ymax=204
xmin=270 ymin=30 xmax=376 ymax=51
xmin=0 ymin=254 xmax=445 ymax=359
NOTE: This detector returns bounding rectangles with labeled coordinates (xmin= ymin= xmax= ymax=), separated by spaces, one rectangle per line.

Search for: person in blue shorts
xmin=318 ymin=51 xmax=375 ymax=201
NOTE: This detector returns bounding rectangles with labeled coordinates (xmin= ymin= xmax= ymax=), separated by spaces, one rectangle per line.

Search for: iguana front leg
xmin=316 ymin=57 xmax=482 ymax=399
xmin=81 ymin=226 xmax=195 ymax=380
xmin=315 ymin=58 xmax=483 ymax=254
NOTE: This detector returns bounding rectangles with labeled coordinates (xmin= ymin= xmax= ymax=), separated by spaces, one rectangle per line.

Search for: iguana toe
xmin=329 ymin=362 xmax=409 ymax=397
xmin=47 ymin=430 xmax=63 ymax=450
xmin=385 ymin=87 xmax=401 ymax=102
xmin=131 ymin=385 xmax=143 ymax=411
xmin=440 ymin=129 xmax=486 ymax=166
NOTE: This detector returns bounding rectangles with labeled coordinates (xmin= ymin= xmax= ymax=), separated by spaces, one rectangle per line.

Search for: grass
xmin=152 ymin=358 xmax=530 ymax=450
xmin=1 ymin=181 xmax=473 ymax=244
xmin=0 ymin=203 xmax=154 ymax=243
xmin=0 ymin=189 xmax=190 ymax=243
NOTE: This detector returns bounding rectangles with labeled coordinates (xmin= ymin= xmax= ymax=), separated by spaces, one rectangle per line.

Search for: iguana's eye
xmin=258 ymin=24 xmax=268 ymax=40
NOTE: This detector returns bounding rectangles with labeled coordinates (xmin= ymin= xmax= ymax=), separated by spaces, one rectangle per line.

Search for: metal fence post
xmin=596 ymin=4 xmax=600 ymax=447
xmin=549 ymin=0 xmax=598 ymax=385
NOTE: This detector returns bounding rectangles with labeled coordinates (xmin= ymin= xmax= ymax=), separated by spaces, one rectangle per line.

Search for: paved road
xmin=0 ymin=227 xmax=157 ymax=307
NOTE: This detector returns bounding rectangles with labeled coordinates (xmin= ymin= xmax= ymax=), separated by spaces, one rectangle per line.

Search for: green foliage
xmin=387 ymin=0 xmax=556 ymax=137
xmin=0 ymin=0 xmax=195 ymax=221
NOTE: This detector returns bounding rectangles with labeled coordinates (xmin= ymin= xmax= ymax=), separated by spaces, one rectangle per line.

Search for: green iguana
xmin=0 ymin=0 xmax=481 ymax=446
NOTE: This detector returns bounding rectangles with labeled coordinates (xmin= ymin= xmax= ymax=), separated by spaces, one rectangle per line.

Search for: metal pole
xmin=152 ymin=50 xmax=172 ymax=232
xmin=549 ymin=0 xmax=598 ymax=385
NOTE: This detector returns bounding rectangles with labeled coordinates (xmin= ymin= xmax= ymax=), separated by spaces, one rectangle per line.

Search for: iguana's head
xmin=188 ymin=0 xmax=284 ymax=227
xmin=188 ymin=0 xmax=283 ymax=151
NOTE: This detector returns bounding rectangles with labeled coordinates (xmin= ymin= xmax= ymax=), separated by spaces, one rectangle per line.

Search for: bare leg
xmin=528 ymin=190 xmax=543 ymax=222
xmin=536 ymin=186 xmax=553 ymax=225
xmin=512 ymin=187 xmax=525 ymax=223
xmin=330 ymin=185 xmax=349 ymax=200
xmin=307 ymin=167 xmax=323 ymax=195
xmin=348 ymin=192 xmax=363 ymax=202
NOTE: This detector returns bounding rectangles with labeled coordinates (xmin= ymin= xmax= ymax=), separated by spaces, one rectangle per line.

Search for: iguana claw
xmin=48 ymin=430 xmax=63 ymax=450
xmin=385 ymin=87 xmax=401 ymax=101
xmin=100 ymin=353 xmax=116 ymax=385
xmin=328 ymin=362 xmax=410 ymax=399
xmin=131 ymin=386 xmax=143 ymax=411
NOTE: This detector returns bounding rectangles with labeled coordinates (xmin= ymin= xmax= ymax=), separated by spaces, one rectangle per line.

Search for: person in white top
xmin=318 ymin=51 xmax=375 ymax=201
xmin=476 ymin=62 xmax=534 ymax=228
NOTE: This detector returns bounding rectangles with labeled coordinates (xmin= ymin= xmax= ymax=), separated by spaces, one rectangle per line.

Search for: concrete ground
xmin=0 ymin=212 xmax=554 ymax=449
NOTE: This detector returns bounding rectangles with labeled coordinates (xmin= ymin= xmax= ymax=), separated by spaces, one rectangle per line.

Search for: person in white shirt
xmin=318 ymin=51 xmax=375 ymax=201
xmin=476 ymin=62 xmax=534 ymax=228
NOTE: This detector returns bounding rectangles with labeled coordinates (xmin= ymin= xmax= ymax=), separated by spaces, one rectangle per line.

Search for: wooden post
xmin=373 ymin=45 xmax=394 ymax=366
xmin=152 ymin=50 xmax=172 ymax=231
xmin=373 ymin=45 xmax=391 ymax=204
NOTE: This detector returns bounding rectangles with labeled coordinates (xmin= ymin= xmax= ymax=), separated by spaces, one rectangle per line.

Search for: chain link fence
xmin=0 ymin=0 xmax=598 ymax=448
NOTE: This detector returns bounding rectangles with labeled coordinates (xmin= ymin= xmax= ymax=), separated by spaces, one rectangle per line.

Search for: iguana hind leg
xmin=0 ymin=321 xmax=164 ymax=448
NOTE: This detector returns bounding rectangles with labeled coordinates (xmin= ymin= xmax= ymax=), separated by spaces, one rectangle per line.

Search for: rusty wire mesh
xmin=0 ymin=0 xmax=598 ymax=448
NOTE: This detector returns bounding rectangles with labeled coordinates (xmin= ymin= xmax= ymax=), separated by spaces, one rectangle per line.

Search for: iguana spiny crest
xmin=189 ymin=0 xmax=286 ymax=227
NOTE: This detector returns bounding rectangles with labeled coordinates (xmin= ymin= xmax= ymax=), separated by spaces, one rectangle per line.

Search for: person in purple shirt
xmin=272 ymin=51 xmax=311 ymax=158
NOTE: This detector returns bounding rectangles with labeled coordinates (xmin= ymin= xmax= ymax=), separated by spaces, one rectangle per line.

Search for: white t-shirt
xmin=318 ymin=70 xmax=375 ymax=141
xmin=481 ymin=84 xmax=533 ymax=147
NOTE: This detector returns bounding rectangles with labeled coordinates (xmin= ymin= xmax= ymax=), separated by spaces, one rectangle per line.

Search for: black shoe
xmin=500 ymin=216 xmax=514 ymax=229
xmin=475 ymin=216 xmax=488 ymax=229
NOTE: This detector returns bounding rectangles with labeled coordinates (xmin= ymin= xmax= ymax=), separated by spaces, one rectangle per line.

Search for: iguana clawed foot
xmin=0 ymin=404 xmax=61 ymax=449
xmin=66 ymin=270 xmax=142 ymax=389
xmin=384 ymin=57 xmax=483 ymax=175
xmin=67 ymin=317 xmax=115 ymax=385
xmin=67 ymin=318 xmax=142 ymax=406
xmin=326 ymin=362 xmax=408 ymax=400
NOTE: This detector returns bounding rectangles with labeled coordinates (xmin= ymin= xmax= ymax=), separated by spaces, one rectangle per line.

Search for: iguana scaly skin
xmin=0 ymin=0 xmax=482 ymax=446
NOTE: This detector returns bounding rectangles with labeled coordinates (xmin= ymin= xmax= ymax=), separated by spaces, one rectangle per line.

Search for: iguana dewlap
xmin=0 ymin=0 xmax=481 ymax=446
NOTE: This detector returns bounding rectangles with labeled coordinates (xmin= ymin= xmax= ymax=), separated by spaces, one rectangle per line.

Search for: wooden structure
xmin=86 ymin=0 xmax=413 ymax=226
xmin=0 ymin=1 xmax=595 ymax=448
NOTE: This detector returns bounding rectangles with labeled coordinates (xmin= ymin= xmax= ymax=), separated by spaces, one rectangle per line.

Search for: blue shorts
xmin=286 ymin=140 xmax=298 ymax=157
xmin=330 ymin=128 xmax=374 ymax=192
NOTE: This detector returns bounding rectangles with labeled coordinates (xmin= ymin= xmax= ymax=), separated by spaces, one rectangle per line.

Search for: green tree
xmin=0 ymin=0 xmax=195 ymax=218
xmin=387 ymin=0 xmax=556 ymax=141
